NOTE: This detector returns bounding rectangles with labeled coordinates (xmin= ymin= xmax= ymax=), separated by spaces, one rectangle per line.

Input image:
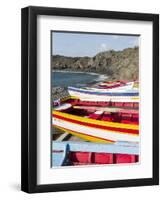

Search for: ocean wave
xmin=95 ymin=74 xmax=108 ymax=82
xmin=52 ymin=69 xmax=98 ymax=75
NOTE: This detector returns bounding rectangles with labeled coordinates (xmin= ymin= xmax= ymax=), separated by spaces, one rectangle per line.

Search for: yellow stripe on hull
xmin=61 ymin=96 xmax=79 ymax=102
xmin=131 ymin=97 xmax=139 ymax=100
xmin=54 ymin=125 xmax=115 ymax=144
xmin=53 ymin=110 xmax=138 ymax=131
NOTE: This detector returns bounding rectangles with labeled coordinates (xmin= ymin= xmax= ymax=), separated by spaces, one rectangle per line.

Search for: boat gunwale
xmin=53 ymin=114 xmax=139 ymax=135
xmin=68 ymin=86 xmax=139 ymax=96
xmin=52 ymin=110 xmax=138 ymax=131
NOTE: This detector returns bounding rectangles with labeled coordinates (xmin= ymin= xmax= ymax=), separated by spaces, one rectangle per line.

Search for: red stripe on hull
xmin=53 ymin=114 xmax=139 ymax=135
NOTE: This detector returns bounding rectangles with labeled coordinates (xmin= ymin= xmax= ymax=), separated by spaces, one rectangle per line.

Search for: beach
xmin=52 ymin=70 xmax=109 ymax=140
xmin=52 ymin=70 xmax=109 ymax=100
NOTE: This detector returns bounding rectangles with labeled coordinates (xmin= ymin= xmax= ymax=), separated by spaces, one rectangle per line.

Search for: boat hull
xmin=68 ymin=89 xmax=139 ymax=102
xmin=52 ymin=110 xmax=139 ymax=143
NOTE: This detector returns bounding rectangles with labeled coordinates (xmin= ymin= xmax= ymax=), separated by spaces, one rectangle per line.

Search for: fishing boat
xmin=53 ymin=96 xmax=139 ymax=109
xmin=92 ymin=80 xmax=135 ymax=90
xmin=68 ymin=86 xmax=139 ymax=102
xmin=67 ymin=80 xmax=139 ymax=102
xmin=52 ymin=141 xmax=139 ymax=166
xmin=52 ymin=100 xmax=139 ymax=144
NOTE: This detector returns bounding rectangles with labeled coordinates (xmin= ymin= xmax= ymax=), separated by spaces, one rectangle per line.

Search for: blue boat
xmin=52 ymin=141 xmax=139 ymax=167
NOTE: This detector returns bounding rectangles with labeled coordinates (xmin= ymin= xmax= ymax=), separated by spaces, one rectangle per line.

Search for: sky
xmin=52 ymin=32 xmax=139 ymax=57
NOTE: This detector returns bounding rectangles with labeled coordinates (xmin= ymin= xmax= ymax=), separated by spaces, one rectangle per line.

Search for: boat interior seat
xmin=89 ymin=111 xmax=104 ymax=120
xmin=101 ymin=112 xmax=112 ymax=121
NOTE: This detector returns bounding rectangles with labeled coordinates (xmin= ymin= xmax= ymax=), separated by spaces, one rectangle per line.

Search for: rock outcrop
xmin=52 ymin=47 xmax=139 ymax=81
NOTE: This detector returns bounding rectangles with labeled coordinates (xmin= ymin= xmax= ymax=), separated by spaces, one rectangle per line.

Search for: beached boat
xmin=53 ymin=96 xmax=139 ymax=109
xmin=92 ymin=81 xmax=135 ymax=90
xmin=52 ymin=102 xmax=139 ymax=144
xmin=52 ymin=141 xmax=139 ymax=166
xmin=67 ymin=80 xmax=139 ymax=102
xmin=68 ymin=86 xmax=139 ymax=102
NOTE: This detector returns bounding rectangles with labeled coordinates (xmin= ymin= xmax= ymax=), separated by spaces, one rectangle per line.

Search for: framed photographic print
xmin=21 ymin=6 xmax=159 ymax=193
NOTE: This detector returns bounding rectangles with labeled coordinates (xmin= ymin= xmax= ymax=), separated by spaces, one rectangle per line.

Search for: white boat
xmin=67 ymin=80 xmax=139 ymax=102
xmin=68 ymin=88 xmax=139 ymax=102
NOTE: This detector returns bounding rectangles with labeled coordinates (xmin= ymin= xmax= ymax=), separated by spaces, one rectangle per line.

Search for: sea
xmin=52 ymin=70 xmax=108 ymax=88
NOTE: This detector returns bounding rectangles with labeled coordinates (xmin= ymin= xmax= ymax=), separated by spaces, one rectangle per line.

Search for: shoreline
xmin=52 ymin=70 xmax=111 ymax=100
xmin=52 ymin=69 xmax=105 ymax=76
xmin=52 ymin=69 xmax=109 ymax=83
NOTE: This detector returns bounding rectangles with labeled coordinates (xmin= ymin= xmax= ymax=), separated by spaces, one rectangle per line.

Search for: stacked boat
xmin=52 ymin=80 xmax=139 ymax=144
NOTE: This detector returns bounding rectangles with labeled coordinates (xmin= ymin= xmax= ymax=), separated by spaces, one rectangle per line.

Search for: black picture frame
xmin=21 ymin=6 xmax=159 ymax=193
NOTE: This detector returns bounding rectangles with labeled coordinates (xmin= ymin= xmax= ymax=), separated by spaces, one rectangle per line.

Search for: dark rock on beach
xmin=52 ymin=47 xmax=139 ymax=81
xmin=52 ymin=86 xmax=69 ymax=100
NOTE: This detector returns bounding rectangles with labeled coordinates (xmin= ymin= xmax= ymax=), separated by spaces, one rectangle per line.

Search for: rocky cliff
xmin=52 ymin=47 xmax=139 ymax=81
